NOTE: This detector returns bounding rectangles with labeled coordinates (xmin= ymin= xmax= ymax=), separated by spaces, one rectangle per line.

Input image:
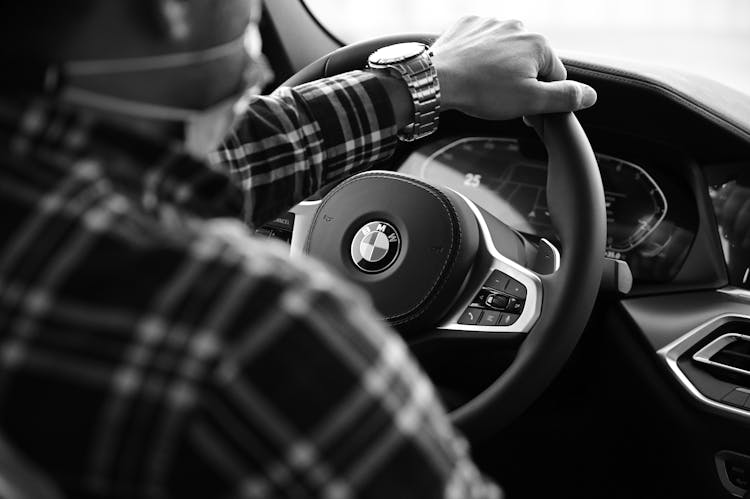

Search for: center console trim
xmin=716 ymin=450 xmax=750 ymax=498
xmin=656 ymin=313 xmax=750 ymax=419
xmin=693 ymin=333 xmax=750 ymax=378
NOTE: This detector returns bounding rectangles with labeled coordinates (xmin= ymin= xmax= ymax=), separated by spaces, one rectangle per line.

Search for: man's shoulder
xmin=0 ymin=154 xmax=336 ymax=318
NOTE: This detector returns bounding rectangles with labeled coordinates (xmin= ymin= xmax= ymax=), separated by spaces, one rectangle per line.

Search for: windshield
xmin=303 ymin=0 xmax=750 ymax=96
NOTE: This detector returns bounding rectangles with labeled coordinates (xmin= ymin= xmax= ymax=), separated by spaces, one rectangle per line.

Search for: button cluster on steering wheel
xmin=457 ymin=270 xmax=527 ymax=327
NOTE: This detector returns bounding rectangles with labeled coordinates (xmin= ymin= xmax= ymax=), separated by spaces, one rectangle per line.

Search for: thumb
xmin=527 ymin=80 xmax=597 ymax=114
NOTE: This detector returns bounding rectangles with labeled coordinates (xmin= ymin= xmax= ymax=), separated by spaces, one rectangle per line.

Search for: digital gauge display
xmin=398 ymin=136 xmax=691 ymax=282
xmin=598 ymin=154 xmax=667 ymax=252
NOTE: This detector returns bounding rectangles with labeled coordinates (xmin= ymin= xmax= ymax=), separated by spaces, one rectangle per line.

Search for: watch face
xmin=369 ymin=42 xmax=427 ymax=65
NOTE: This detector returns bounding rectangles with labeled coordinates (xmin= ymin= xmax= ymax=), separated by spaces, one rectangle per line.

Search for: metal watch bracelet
xmin=393 ymin=51 xmax=441 ymax=142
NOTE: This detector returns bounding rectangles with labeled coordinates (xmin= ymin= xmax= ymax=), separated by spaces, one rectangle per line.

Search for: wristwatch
xmin=367 ymin=42 xmax=441 ymax=142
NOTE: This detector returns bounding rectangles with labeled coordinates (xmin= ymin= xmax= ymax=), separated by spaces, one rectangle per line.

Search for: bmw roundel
xmin=350 ymin=221 xmax=401 ymax=273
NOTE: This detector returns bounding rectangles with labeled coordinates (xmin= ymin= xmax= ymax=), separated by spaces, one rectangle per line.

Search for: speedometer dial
xmin=398 ymin=137 xmax=668 ymax=254
xmin=598 ymin=154 xmax=667 ymax=252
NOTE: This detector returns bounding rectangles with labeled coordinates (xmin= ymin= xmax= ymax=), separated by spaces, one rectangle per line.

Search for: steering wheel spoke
xmin=289 ymin=200 xmax=321 ymax=258
xmin=437 ymin=192 xmax=544 ymax=334
xmin=282 ymin=36 xmax=605 ymax=437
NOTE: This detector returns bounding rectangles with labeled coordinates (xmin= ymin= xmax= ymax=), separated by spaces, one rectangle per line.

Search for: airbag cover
xmin=305 ymin=171 xmax=479 ymax=331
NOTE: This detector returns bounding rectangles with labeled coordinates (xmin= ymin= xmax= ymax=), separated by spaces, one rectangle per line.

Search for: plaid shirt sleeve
xmin=208 ymin=70 xmax=399 ymax=227
xmin=0 ymin=77 xmax=504 ymax=498
xmin=0 ymin=173 xmax=502 ymax=498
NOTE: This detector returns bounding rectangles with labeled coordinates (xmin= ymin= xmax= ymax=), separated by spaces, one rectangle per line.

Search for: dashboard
xmin=397 ymin=135 xmax=699 ymax=284
xmin=705 ymin=164 xmax=750 ymax=291
xmin=254 ymin=88 xmax=750 ymax=298
xmin=256 ymin=122 xmax=750 ymax=295
xmin=259 ymin=12 xmax=750 ymax=495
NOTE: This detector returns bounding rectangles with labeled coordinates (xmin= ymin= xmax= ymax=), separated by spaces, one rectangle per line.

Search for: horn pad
xmin=305 ymin=172 xmax=480 ymax=332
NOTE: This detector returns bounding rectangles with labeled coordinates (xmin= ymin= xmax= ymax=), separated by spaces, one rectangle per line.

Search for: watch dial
xmin=370 ymin=42 xmax=426 ymax=64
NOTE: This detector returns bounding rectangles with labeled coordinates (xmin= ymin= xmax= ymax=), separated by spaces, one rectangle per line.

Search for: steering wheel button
xmin=485 ymin=270 xmax=509 ymax=291
xmin=458 ymin=307 xmax=482 ymax=325
xmin=485 ymin=293 xmax=508 ymax=310
xmin=474 ymin=289 xmax=490 ymax=305
xmin=507 ymin=297 xmax=524 ymax=313
xmin=504 ymin=278 xmax=527 ymax=299
xmin=479 ymin=311 xmax=501 ymax=326
xmin=499 ymin=313 xmax=520 ymax=326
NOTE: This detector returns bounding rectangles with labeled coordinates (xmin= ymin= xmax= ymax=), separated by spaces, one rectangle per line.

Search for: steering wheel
xmin=282 ymin=34 xmax=606 ymax=439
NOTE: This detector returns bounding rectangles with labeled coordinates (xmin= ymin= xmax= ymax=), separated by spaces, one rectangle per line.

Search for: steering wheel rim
xmin=282 ymin=34 xmax=606 ymax=439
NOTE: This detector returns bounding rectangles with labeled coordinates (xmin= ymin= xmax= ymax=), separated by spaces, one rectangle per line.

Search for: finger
xmin=503 ymin=19 xmax=526 ymax=32
xmin=539 ymin=46 xmax=567 ymax=82
xmin=526 ymin=80 xmax=597 ymax=113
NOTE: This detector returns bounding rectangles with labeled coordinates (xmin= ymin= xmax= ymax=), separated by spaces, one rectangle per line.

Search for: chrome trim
xmin=719 ymin=287 xmax=750 ymax=302
xmin=437 ymin=191 xmax=543 ymax=334
xmin=694 ymin=333 xmax=750 ymax=378
xmin=613 ymin=258 xmax=633 ymax=294
xmin=289 ymin=200 xmax=321 ymax=258
xmin=536 ymin=238 xmax=561 ymax=274
xmin=656 ymin=314 xmax=750 ymax=419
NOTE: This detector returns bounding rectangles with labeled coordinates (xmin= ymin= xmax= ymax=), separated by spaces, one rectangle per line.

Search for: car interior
xmin=251 ymin=1 xmax=750 ymax=498
xmin=2 ymin=1 xmax=749 ymax=499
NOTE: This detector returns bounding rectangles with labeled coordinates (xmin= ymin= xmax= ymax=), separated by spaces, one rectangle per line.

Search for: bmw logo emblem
xmin=350 ymin=221 xmax=401 ymax=273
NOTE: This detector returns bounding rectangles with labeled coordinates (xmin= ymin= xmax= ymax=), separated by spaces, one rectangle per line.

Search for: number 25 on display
xmin=464 ymin=173 xmax=482 ymax=188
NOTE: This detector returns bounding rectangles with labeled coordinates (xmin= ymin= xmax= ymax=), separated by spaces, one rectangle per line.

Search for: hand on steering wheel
xmin=431 ymin=16 xmax=597 ymax=119
xmin=283 ymin=23 xmax=606 ymax=439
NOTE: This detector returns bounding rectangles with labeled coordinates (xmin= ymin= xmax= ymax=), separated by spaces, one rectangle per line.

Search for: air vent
xmin=694 ymin=334 xmax=750 ymax=377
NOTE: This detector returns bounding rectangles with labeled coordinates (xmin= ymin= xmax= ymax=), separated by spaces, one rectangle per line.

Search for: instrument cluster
xmin=398 ymin=136 xmax=697 ymax=283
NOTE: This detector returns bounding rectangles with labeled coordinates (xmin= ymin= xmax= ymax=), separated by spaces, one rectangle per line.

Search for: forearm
xmin=209 ymin=71 xmax=405 ymax=228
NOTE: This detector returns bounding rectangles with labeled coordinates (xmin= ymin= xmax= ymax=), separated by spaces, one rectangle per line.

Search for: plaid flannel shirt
xmin=0 ymin=70 xmax=502 ymax=499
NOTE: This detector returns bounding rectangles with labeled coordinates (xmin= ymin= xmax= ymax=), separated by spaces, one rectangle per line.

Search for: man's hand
xmin=431 ymin=16 xmax=597 ymax=120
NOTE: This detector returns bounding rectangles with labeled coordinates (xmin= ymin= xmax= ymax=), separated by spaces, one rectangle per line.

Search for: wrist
xmin=430 ymin=55 xmax=460 ymax=112
xmin=368 ymin=70 xmax=414 ymax=131
xmin=367 ymin=42 xmax=441 ymax=142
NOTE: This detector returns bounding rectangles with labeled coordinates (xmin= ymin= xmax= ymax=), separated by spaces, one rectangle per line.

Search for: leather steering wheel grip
xmin=451 ymin=113 xmax=606 ymax=435
xmin=281 ymin=34 xmax=437 ymax=86
xmin=282 ymin=35 xmax=606 ymax=440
